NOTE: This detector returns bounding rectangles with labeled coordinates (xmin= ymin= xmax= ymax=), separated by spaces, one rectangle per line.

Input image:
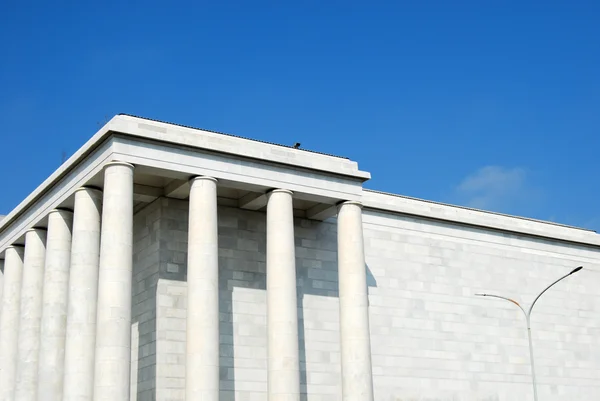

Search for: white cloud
xmin=454 ymin=166 xmax=534 ymax=213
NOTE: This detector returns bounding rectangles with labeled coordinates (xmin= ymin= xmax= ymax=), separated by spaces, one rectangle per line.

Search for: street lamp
xmin=475 ymin=265 xmax=583 ymax=401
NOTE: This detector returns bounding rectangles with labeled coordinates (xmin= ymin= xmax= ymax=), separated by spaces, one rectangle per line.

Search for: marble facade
xmin=0 ymin=114 xmax=598 ymax=401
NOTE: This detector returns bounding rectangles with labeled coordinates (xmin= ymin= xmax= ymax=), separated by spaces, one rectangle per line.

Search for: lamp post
xmin=475 ymin=265 xmax=583 ymax=401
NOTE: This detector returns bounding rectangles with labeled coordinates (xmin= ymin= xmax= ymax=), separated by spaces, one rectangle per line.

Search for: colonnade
xmin=0 ymin=161 xmax=374 ymax=401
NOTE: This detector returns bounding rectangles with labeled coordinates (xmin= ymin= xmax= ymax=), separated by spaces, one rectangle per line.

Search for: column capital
xmin=267 ymin=188 xmax=293 ymax=197
xmin=25 ymin=227 xmax=47 ymax=234
xmin=189 ymin=176 xmax=218 ymax=185
xmin=337 ymin=200 xmax=363 ymax=211
xmin=104 ymin=161 xmax=134 ymax=170
xmin=49 ymin=208 xmax=74 ymax=217
xmin=74 ymin=186 xmax=103 ymax=197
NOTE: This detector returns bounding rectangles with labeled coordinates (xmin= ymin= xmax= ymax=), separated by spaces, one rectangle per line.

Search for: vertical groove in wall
xmin=131 ymin=199 xmax=161 ymax=401
xmin=156 ymin=198 xmax=188 ymax=401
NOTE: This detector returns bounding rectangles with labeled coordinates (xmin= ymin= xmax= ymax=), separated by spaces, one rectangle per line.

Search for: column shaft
xmin=337 ymin=201 xmax=374 ymax=401
xmin=186 ymin=176 xmax=220 ymax=400
xmin=63 ymin=188 xmax=102 ymax=401
xmin=0 ymin=246 xmax=25 ymax=401
xmin=37 ymin=210 xmax=73 ymax=401
xmin=266 ymin=189 xmax=300 ymax=401
xmin=15 ymin=229 xmax=47 ymax=401
xmin=0 ymin=259 xmax=4 ymax=322
xmin=93 ymin=162 xmax=134 ymax=401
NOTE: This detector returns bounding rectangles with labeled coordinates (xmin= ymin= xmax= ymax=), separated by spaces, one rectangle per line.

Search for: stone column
xmin=63 ymin=188 xmax=102 ymax=401
xmin=186 ymin=176 xmax=220 ymax=400
xmin=0 ymin=246 xmax=25 ymax=401
xmin=266 ymin=189 xmax=300 ymax=401
xmin=37 ymin=210 xmax=73 ymax=401
xmin=337 ymin=201 xmax=374 ymax=401
xmin=93 ymin=162 xmax=134 ymax=401
xmin=15 ymin=228 xmax=47 ymax=401
xmin=0 ymin=258 xmax=4 ymax=322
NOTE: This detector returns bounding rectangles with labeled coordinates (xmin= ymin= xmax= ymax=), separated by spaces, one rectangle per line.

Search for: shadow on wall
xmin=294 ymin=219 xmax=378 ymax=400
xmin=131 ymin=199 xmax=378 ymax=400
xmin=366 ymin=265 xmax=378 ymax=287
xmin=131 ymin=198 xmax=163 ymax=401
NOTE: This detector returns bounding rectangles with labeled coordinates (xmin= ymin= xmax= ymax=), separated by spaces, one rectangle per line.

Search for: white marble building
xmin=0 ymin=114 xmax=598 ymax=401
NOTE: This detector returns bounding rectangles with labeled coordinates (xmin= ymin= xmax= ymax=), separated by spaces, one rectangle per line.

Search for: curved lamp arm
xmin=475 ymin=265 xmax=583 ymax=401
xmin=475 ymin=266 xmax=583 ymax=320
xmin=475 ymin=293 xmax=527 ymax=317
xmin=528 ymin=266 xmax=583 ymax=316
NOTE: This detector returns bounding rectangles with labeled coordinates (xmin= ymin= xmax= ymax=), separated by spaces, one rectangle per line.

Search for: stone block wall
xmin=131 ymin=198 xmax=600 ymax=400
xmin=363 ymin=209 xmax=600 ymax=401
xmin=154 ymin=198 xmax=188 ymax=401
xmin=131 ymin=198 xmax=342 ymax=400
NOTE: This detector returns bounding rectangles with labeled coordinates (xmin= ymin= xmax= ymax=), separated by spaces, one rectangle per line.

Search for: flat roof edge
xmin=0 ymin=115 xmax=371 ymax=234
xmin=362 ymin=189 xmax=600 ymax=247
xmin=115 ymin=114 xmax=371 ymax=181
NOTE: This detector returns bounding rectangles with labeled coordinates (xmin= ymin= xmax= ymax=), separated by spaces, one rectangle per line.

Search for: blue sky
xmin=1 ymin=2 xmax=599 ymax=230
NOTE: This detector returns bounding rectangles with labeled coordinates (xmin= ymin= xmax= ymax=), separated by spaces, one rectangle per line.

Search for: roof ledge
xmin=362 ymin=189 xmax=600 ymax=247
